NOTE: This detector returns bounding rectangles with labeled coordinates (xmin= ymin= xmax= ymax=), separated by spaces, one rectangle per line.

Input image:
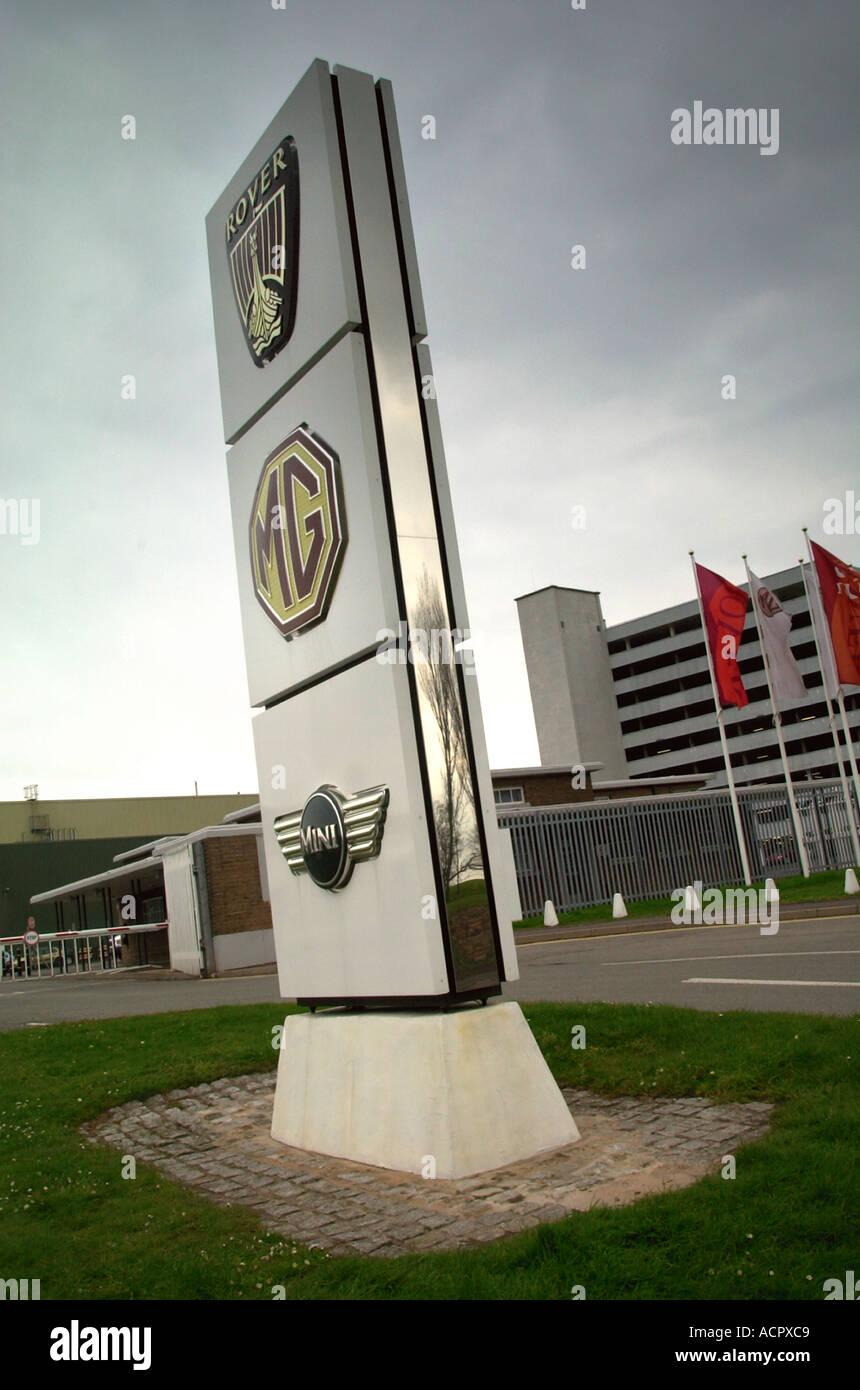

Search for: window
xmin=494 ymin=786 xmax=524 ymax=805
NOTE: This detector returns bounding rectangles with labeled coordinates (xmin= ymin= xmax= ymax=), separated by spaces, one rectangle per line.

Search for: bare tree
xmin=412 ymin=568 xmax=479 ymax=894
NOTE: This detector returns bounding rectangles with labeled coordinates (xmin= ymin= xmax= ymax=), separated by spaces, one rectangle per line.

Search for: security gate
xmin=499 ymin=778 xmax=859 ymax=919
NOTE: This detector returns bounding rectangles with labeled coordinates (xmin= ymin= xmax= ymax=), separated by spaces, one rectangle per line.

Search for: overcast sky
xmin=1 ymin=0 xmax=857 ymax=801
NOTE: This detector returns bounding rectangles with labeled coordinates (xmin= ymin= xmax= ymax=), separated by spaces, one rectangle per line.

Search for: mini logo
xmin=225 ymin=137 xmax=299 ymax=366
xmin=274 ymin=785 xmax=389 ymax=890
xmin=250 ymin=426 xmax=346 ymax=638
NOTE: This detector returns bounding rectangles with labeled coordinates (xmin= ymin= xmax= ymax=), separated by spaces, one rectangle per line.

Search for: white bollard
xmin=612 ymin=892 xmax=628 ymax=919
xmin=543 ymin=900 xmax=559 ymax=927
xmin=845 ymin=868 xmax=860 ymax=896
xmin=683 ymin=884 xmax=701 ymax=915
xmin=764 ymin=877 xmax=779 ymax=905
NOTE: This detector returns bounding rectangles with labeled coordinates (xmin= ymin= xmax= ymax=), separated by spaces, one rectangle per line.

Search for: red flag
xmin=810 ymin=540 xmax=860 ymax=688
xmin=696 ymin=563 xmax=749 ymax=708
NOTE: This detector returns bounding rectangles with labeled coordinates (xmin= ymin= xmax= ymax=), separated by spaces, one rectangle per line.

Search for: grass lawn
xmin=515 ymin=869 xmax=860 ymax=929
xmin=0 ymin=1001 xmax=856 ymax=1300
xmin=446 ymin=878 xmax=487 ymax=912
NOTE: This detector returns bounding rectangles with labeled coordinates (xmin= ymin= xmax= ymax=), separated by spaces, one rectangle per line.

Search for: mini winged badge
xmin=274 ymin=784 xmax=389 ymax=891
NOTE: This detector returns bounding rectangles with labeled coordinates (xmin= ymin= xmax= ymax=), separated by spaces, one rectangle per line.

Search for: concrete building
xmin=516 ymin=587 xmax=628 ymax=777
xmin=517 ymin=565 xmax=860 ymax=788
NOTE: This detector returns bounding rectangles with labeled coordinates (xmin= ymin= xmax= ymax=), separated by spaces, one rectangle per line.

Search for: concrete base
xmin=270 ymin=1001 xmax=580 ymax=1178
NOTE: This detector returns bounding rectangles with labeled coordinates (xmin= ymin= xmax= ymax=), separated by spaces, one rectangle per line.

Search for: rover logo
xmin=225 ymin=137 xmax=299 ymax=366
xmin=274 ymin=784 xmax=389 ymax=891
xmin=250 ymin=426 xmax=347 ymax=638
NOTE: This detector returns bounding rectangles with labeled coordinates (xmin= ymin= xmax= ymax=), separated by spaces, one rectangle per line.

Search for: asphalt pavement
xmin=0 ymin=969 xmax=282 ymax=1032
xmin=505 ymin=914 xmax=860 ymax=1014
xmin=0 ymin=914 xmax=857 ymax=1030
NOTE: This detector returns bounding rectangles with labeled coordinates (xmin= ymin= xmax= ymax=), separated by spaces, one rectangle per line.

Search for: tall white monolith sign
xmin=206 ymin=59 xmax=578 ymax=1176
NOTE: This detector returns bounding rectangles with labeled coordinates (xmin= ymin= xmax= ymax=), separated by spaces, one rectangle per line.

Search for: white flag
xmin=748 ymin=569 xmax=807 ymax=701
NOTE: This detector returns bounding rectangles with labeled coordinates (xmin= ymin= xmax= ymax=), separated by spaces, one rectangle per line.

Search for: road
xmin=0 ymin=916 xmax=857 ymax=1031
xmin=505 ymin=915 xmax=860 ymax=1014
xmin=0 ymin=970 xmax=282 ymax=1032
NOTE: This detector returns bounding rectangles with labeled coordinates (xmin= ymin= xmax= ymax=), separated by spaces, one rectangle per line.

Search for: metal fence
xmin=498 ymin=778 xmax=860 ymax=919
xmin=0 ymin=924 xmax=168 ymax=980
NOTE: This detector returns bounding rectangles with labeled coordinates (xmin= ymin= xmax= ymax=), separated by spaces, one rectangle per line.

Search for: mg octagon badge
xmin=250 ymin=425 xmax=347 ymax=638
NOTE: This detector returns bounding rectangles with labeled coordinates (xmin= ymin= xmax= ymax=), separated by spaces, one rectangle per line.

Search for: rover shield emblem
xmin=225 ymin=137 xmax=300 ymax=366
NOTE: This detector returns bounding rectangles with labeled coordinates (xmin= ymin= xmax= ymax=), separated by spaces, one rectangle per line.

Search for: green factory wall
xmin=0 ymin=795 xmax=259 ymax=845
xmin=0 ymin=839 xmax=162 ymax=938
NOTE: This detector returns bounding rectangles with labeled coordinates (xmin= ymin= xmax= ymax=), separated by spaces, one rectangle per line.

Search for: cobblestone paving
xmin=81 ymin=1075 xmax=773 ymax=1257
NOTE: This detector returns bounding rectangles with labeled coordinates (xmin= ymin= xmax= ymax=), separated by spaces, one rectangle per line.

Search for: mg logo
xmin=250 ymin=425 xmax=346 ymax=638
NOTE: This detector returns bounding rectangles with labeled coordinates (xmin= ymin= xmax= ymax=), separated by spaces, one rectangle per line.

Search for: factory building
xmin=517 ymin=565 xmax=859 ymax=789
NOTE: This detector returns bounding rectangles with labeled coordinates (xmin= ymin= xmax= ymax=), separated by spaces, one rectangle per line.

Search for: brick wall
xmin=495 ymin=772 xmax=595 ymax=808
xmin=203 ymin=835 xmax=273 ymax=937
xmin=120 ymin=930 xmax=170 ymax=967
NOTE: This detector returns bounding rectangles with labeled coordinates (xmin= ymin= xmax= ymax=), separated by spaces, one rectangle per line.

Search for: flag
xmin=810 ymin=540 xmax=860 ymax=689
xmin=804 ymin=557 xmax=840 ymax=699
xmin=747 ymin=568 xmax=807 ymax=701
xmin=695 ymin=563 xmax=749 ymax=708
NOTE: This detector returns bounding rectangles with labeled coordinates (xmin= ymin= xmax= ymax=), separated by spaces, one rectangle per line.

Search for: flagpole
xmin=802 ymin=528 xmax=860 ymax=830
xmin=798 ymin=552 xmax=860 ymax=866
xmin=836 ymin=687 xmax=860 ymax=813
xmin=690 ymin=551 xmax=752 ymax=886
xmin=742 ymin=556 xmax=811 ymax=877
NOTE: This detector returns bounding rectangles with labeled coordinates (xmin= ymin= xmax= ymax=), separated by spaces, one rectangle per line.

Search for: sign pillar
xmin=206 ymin=59 xmax=578 ymax=1176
